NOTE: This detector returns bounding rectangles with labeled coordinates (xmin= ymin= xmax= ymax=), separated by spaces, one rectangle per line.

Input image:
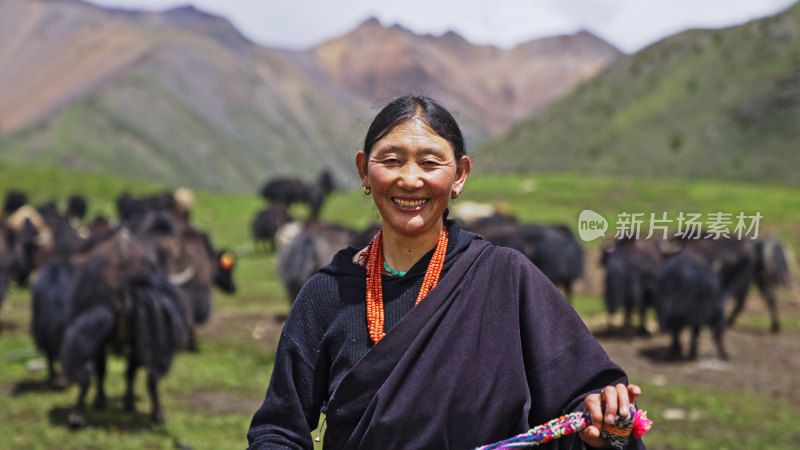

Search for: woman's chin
xmin=385 ymin=217 xmax=441 ymax=238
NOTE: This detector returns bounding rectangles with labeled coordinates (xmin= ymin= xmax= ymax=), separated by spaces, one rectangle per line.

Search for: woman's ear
xmin=356 ymin=151 xmax=368 ymax=184
xmin=453 ymin=155 xmax=471 ymax=192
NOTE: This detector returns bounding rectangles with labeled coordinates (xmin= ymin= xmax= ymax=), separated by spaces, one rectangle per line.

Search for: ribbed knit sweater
xmin=247 ymin=221 xmax=475 ymax=449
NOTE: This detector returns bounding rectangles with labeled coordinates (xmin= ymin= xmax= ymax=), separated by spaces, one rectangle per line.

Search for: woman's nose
xmin=397 ymin=163 xmax=424 ymax=188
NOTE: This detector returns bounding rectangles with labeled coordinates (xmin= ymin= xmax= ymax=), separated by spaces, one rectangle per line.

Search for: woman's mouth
xmin=392 ymin=197 xmax=428 ymax=208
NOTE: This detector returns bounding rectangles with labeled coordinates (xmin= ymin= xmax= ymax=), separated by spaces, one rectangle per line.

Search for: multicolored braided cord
xmin=476 ymin=405 xmax=652 ymax=449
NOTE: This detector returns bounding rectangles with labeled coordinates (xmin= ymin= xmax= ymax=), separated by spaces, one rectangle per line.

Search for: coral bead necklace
xmin=365 ymin=225 xmax=448 ymax=343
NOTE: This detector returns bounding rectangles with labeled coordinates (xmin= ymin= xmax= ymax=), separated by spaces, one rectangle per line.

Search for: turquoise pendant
xmin=383 ymin=261 xmax=407 ymax=277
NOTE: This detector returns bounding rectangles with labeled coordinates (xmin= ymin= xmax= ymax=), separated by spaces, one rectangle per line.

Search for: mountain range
xmin=0 ymin=0 xmax=618 ymax=192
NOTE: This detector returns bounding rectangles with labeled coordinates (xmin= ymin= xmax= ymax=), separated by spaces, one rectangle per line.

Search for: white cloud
xmin=545 ymin=0 xmax=798 ymax=52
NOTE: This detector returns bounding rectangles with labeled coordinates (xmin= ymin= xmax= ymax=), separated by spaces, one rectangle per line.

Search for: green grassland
xmin=1 ymin=165 xmax=799 ymax=449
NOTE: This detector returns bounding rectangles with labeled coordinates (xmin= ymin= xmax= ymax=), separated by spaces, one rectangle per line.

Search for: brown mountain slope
xmin=0 ymin=1 xmax=620 ymax=191
xmin=0 ymin=0 xmax=153 ymax=133
xmin=312 ymin=18 xmax=620 ymax=138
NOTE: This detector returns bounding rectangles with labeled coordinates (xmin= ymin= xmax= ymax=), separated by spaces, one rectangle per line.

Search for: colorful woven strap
xmin=475 ymin=405 xmax=652 ymax=449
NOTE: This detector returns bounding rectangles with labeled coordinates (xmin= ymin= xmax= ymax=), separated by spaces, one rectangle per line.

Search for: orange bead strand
xmin=365 ymin=226 xmax=448 ymax=343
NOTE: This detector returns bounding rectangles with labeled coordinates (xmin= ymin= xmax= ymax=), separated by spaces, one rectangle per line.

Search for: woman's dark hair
xmin=363 ymin=95 xmax=466 ymax=159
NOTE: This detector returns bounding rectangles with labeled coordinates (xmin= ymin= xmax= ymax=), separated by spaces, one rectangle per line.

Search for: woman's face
xmin=357 ymin=118 xmax=470 ymax=239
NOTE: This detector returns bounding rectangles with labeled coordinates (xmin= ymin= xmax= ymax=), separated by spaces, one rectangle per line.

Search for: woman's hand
xmin=578 ymin=384 xmax=642 ymax=448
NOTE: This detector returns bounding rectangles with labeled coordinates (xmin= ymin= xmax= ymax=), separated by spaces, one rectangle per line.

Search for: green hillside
xmin=477 ymin=2 xmax=800 ymax=186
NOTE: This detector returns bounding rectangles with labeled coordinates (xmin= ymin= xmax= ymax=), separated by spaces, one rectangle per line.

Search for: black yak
xmin=66 ymin=195 xmax=88 ymax=222
xmin=31 ymin=259 xmax=75 ymax=387
xmin=2 ymin=190 xmax=27 ymax=217
xmin=37 ymin=201 xmax=81 ymax=257
xmin=259 ymin=177 xmax=304 ymax=206
xmin=136 ymin=210 xmax=236 ymax=350
xmin=0 ymin=218 xmax=15 ymax=315
xmin=165 ymin=228 xmax=237 ymax=350
xmin=59 ymin=229 xmax=188 ymax=427
xmin=462 ymin=214 xmax=583 ymax=302
xmin=729 ymin=237 xmax=791 ymax=332
xmin=302 ymin=171 xmax=335 ymax=221
xmin=462 ymin=213 xmax=526 ymax=253
xmin=32 ymin=214 xmax=229 ymax=390
xmin=31 ymin=218 xmax=116 ymax=386
xmin=75 ymin=216 xmax=115 ymax=253
xmin=521 ymin=224 xmax=584 ymax=302
xmin=116 ymin=190 xmax=193 ymax=232
xmin=689 ymin=239 xmax=755 ymax=324
xmin=669 ymin=236 xmax=790 ymax=332
xmin=259 ymin=171 xmax=335 ymax=220
xmin=251 ymin=204 xmax=292 ymax=252
xmin=655 ymin=248 xmax=728 ymax=360
xmin=116 ymin=192 xmax=152 ymax=229
xmin=601 ymin=237 xmax=663 ymax=335
xmin=278 ymin=221 xmax=356 ymax=303
xmin=6 ymin=209 xmax=48 ymax=287
xmin=4 ymin=202 xmax=79 ymax=286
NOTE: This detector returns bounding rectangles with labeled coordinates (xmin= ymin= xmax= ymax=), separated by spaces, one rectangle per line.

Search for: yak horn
xmin=169 ymin=265 xmax=196 ymax=285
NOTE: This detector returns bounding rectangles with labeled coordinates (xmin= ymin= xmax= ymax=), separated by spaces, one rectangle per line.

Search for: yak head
xmin=214 ymin=250 xmax=236 ymax=294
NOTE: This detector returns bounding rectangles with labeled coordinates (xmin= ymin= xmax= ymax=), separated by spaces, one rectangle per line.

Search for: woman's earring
xmin=450 ymin=190 xmax=459 ymax=199
xmin=363 ymin=186 xmax=372 ymax=195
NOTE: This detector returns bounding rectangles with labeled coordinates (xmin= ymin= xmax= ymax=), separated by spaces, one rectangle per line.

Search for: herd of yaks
xmin=600 ymin=232 xmax=790 ymax=360
xmin=1 ymin=174 xmax=794 ymax=430
xmin=252 ymin=176 xmax=794 ymax=365
xmin=0 ymin=189 xmax=236 ymax=428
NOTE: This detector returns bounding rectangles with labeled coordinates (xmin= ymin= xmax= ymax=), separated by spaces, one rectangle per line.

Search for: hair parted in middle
xmin=362 ymin=95 xmax=467 ymax=160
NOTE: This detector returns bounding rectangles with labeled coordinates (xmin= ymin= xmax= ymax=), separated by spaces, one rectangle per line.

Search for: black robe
xmin=248 ymin=226 xmax=645 ymax=450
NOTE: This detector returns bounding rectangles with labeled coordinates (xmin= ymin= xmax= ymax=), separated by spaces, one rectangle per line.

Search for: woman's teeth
xmin=393 ymin=198 xmax=427 ymax=207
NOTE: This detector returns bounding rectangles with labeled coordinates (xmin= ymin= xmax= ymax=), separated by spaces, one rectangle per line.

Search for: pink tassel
xmin=633 ymin=409 xmax=652 ymax=439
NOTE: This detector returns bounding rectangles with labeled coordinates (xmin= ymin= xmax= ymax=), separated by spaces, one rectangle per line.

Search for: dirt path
xmin=594 ymin=301 xmax=800 ymax=405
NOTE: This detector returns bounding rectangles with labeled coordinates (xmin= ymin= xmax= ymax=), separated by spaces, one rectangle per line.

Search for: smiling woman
xmin=247 ymin=95 xmax=647 ymax=450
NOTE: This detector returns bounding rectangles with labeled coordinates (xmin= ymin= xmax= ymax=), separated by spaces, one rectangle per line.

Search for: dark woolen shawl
xmin=248 ymin=224 xmax=644 ymax=450
xmin=248 ymin=222 xmax=474 ymax=449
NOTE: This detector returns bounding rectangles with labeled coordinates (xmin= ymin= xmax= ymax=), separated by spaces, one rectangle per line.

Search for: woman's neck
xmin=381 ymin=221 xmax=444 ymax=273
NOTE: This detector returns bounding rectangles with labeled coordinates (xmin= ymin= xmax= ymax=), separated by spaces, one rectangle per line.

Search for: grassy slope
xmin=0 ymin=165 xmax=799 ymax=449
xmin=0 ymin=79 xmax=258 ymax=192
xmin=477 ymin=2 xmax=800 ymax=187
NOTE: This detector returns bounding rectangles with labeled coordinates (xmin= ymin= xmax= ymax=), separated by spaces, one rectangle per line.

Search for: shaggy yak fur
xmin=601 ymin=237 xmax=663 ymax=336
xmin=656 ymin=248 xmax=728 ymax=360
xmin=278 ymin=221 xmax=355 ymax=304
xmin=251 ymin=204 xmax=291 ymax=253
xmin=462 ymin=213 xmax=583 ymax=302
xmin=259 ymin=171 xmax=335 ymax=220
xmin=58 ymin=230 xmax=188 ymax=428
xmin=136 ymin=211 xmax=237 ymax=350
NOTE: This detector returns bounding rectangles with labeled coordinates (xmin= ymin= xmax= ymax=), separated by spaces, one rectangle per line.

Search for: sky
xmin=87 ymin=0 xmax=798 ymax=53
